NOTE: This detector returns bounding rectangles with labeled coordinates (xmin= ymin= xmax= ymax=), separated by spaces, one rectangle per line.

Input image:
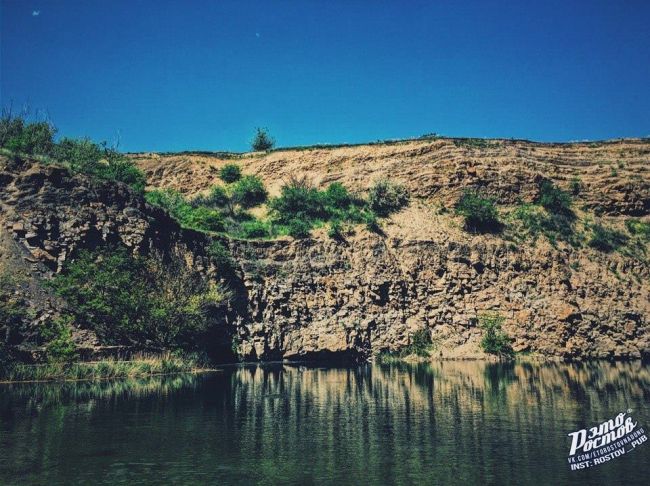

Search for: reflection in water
xmin=1 ymin=361 xmax=649 ymax=485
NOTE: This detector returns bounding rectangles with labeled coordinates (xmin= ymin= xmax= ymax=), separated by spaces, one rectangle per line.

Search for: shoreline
xmin=2 ymin=352 xmax=648 ymax=385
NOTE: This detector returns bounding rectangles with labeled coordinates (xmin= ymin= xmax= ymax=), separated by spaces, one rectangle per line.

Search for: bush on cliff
xmin=536 ymin=180 xmax=573 ymax=216
xmin=479 ymin=313 xmax=513 ymax=357
xmin=0 ymin=273 xmax=30 ymax=352
xmin=238 ymin=220 xmax=270 ymax=239
xmin=191 ymin=185 xmax=231 ymax=210
xmin=510 ymin=204 xmax=578 ymax=247
xmin=268 ymin=176 xmax=372 ymax=238
xmin=0 ymin=112 xmax=56 ymax=156
xmin=403 ymin=328 xmax=433 ymax=357
xmin=367 ymin=180 xmax=410 ymax=217
xmin=268 ymin=176 xmax=328 ymax=224
xmin=219 ymin=163 xmax=242 ymax=183
xmin=54 ymin=137 xmax=146 ymax=192
xmin=48 ymin=247 xmax=228 ymax=350
xmin=455 ymin=191 xmax=502 ymax=233
xmin=40 ymin=315 xmax=78 ymax=363
xmin=625 ymin=219 xmax=650 ymax=242
xmin=146 ymin=189 xmax=224 ymax=232
xmin=207 ymin=241 xmax=236 ymax=273
xmin=231 ymin=175 xmax=268 ymax=209
xmin=0 ymin=114 xmax=146 ymax=192
xmin=588 ymin=224 xmax=628 ymax=252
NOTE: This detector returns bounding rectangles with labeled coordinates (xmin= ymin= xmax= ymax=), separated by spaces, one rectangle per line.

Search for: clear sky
xmin=2 ymin=0 xmax=649 ymax=152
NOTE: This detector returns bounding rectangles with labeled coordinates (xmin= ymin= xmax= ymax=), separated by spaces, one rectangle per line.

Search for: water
xmin=1 ymin=361 xmax=649 ymax=485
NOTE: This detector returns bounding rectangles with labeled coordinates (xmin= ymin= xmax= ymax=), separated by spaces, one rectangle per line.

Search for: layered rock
xmin=1 ymin=141 xmax=649 ymax=361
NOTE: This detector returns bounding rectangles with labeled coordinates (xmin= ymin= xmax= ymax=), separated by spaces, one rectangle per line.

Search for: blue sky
xmin=2 ymin=0 xmax=649 ymax=152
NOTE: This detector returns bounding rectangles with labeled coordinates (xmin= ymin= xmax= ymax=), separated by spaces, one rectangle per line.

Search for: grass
xmin=376 ymin=329 xmax=434 ymax=362
xmin=507 ymin=203 xmax=581 ymax=247
xmin=0 ymin=353 xmax=205 ymax=383
xmin=1 ymin=373 xmax=200 ymax=409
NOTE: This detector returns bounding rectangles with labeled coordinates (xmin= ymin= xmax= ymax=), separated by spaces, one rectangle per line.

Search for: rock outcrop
xmin=2 ymin=137 xmax=649 ymax=362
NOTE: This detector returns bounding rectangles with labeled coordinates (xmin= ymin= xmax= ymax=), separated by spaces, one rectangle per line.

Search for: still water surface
xmin=1 ymin=361 xmax=649 ymax=485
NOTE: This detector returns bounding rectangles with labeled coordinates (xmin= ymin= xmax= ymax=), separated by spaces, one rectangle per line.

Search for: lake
xmin=1 ymin=361 xmax=649 ymax=485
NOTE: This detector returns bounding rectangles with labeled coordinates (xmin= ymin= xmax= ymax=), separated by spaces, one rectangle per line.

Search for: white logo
xmin=567 ymin=412 xmax=646 ymax=470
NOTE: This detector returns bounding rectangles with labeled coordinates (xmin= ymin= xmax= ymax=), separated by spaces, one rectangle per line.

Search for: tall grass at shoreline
xmin=0 ymin=353 xmax=203 ymax=383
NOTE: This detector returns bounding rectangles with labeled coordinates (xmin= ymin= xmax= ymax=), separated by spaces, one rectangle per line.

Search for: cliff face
xmin=131 ymin=138 xmax=650 ymax=216
xmin=231 ymin=223 xmax=649 ymax=361
xmin=2 ymin=137 xmax=650 ymax=361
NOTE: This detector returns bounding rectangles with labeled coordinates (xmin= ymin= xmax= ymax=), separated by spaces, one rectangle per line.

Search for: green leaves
xmin=48 ymin=247 xmax=227 ymax=350
xmin=536 ymin=180 xmax=573 ymax=216
xmin=479 ymin=313 xmax=513 ymax=357
xmin=219 ymin=164 xmax=242 ymax=183
xmin=146 ymin=189 xmax=224 ymax=232
xmin=588 ymin=224 xmax=628 ymax=252
xmin=367 ymin=180 xmax=409 ymax=217
xmin=54 ymin=137 xmax=146 ymax=192
xmin=231 ymin=175 xmax=268 ymax=209
xmin=250 ymin=127 xmax=275 ymax=151
xmin=455 ymin=191 xmax=501 ymax=233
xmin=0 ymin=114 xmax=56 ymax=155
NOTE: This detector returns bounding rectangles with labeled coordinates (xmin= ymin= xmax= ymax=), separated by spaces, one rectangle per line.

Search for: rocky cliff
xmin=2 ymin=137 xmax=649 ymax=361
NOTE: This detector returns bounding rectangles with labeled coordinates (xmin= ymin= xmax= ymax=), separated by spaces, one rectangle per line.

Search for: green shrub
xmin=268 ymin=176 xmax=326 ymax=223
xmin=239 ymin=220 xmax=270 ymax=239
xmin=41 ymin=315 xmax=78 ymax=363
xmin=0 ymin=113 xmax=56 ymax=155
xmin=231 ymin=175 xmax=268 ymax=209
xmin=570 ymin=177 xmax=582 ymax=196
xmin=207 ymin=241 xmax=235 ymax=273
xmin=183 ymin=206 xmax=225 ymax=232
xmin=251 ymin=127 xmax=275 ymax=151
xmin=219 ymin=164 xmax=242 ymax=183
xmin=287 ymin=218 xmax=312 ymax=239
xmin=536 ymin=180 xmax=573 ymax=215
xmin=455 ymin=191 xmax=501 ymax=233
xmin=54 ymin=137 xmax=102 ymax=170
xmin=479 ymin=313 xmax=513 ymax=357
xmin=625 ymin=219 xmax=650 ymax=241
xmin=324 ymin=182 xmax=353 ymax=209
xmin=0 ymin=114 xmax=145 ymax=191
xmin=367 ymin=180 xmax=410 ymax=216
xmin=146 ymin=190 xmax=224 ymax=232
xmin=453 ymin=138 xmax=495 ymax=149
xmin=588 ymin=224 xmax=628 ymax=252
xmin=328 ymin=220 xmax=343 ymax=239
xmin=48 ymin=247 xmax=228 ymax=350
xmin=402 ymin=328 xmax=432 ymax=357
xmin=268 ymin=178 xmax=377 ymax=239
xmin=54 ymin=137 xmax=146 ymax=192
xmin=191 ymin=185 xmax=230 ymax=209
xmin=364 ymin=212 xmax=382 ymax=233
xmin=511 ymin=204 xmax=577 ymax=246
xmin=146 ymin=189 xmax=187 ymax=216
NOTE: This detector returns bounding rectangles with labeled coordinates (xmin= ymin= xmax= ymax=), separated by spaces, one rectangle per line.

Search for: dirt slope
xmin=131 ymin=138 xmax=650 ymax=215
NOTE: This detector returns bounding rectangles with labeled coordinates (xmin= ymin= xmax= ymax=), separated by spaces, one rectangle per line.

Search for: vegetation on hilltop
xmin=0 ymin=112 xmax=146 ymax=191
xmin=251 ymin=127 xmax=275 ymax=151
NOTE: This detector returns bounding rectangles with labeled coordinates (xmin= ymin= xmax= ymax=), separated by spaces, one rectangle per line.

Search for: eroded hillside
xmin=132 ymin=138 xmax=650 ymax=360
xmin=131 ymin=138 xmax=650 ymax=215
xmin=1 ymin=137 xmax=649 ymax=362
